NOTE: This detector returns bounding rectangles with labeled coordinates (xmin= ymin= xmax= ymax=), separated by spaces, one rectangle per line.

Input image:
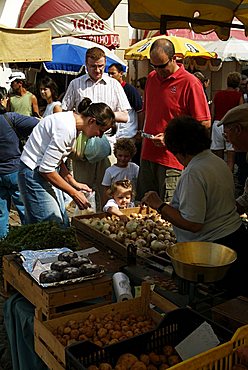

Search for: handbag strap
xmin=4 ymin=113 xmax=21 ymax=140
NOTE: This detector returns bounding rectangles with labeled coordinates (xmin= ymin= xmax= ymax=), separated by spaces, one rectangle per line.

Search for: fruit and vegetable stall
xmin=1 ymin=208 xmax=248 ymax=370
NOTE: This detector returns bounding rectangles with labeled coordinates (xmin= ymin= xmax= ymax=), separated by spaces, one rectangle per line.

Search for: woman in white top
xmin=39 ymin=76 xmax=62 ymax=117
xmin=18 ymin=98 xmax=115 ymax=227
xmin=40 ymin=76 xmax=72 ymax=206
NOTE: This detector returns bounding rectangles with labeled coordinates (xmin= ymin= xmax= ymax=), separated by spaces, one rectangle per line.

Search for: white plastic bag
xmin=73 ymin=191 xmax=96 ymax=216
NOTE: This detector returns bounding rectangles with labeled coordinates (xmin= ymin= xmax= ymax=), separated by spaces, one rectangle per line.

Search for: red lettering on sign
xmin=70 ymin=18 xmax=106 ymax=31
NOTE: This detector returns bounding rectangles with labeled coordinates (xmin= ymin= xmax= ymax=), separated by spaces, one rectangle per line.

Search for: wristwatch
xmin=157 ymin=202 xmax=166 ymax=214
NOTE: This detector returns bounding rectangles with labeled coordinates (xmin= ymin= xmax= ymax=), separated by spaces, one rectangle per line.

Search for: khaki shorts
xmin=136 ymin=159 xmax=181 ymax=202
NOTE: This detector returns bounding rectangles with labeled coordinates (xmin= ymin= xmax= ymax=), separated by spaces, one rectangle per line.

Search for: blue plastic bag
xmin=84 ymin=134 xmax=111 ymax=163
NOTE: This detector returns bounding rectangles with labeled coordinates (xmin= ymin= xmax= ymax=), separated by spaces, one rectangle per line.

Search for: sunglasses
xmin=150 ymin=59 xmax=171 ymax=69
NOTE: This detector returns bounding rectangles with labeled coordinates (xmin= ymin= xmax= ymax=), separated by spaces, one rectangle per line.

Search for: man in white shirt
xmin=62 ymin=47 xmax=131 ymax=210
xmin=108 ymin=63 xmax=142 ymax=140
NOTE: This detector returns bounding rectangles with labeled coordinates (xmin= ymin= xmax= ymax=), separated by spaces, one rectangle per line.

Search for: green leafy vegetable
xmin=0 ymin=221 xmax=80 ymax=267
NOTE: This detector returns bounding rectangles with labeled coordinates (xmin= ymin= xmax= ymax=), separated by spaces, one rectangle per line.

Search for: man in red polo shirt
xmin=137 ymin=38 xmax=211 ymax=202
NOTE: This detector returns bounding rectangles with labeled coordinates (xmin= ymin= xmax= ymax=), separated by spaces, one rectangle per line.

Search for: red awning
xmin=18 ymin=0 xmax=120 ymax=49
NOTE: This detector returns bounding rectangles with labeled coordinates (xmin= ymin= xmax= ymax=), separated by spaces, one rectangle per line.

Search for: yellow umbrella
xmin=85 ymin=0 xmax=248 ymax=41
xmin=124 ymin=35 xmax=217 ymax=61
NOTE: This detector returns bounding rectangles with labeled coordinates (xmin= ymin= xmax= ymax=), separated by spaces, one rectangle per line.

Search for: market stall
xmin=2 ymin=207 xmax=248 ymax=370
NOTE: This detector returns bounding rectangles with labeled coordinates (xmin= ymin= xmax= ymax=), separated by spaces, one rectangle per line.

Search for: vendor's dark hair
xmin=78 ymin=97 xmax=116 ymax=132
xmin=108 ymin=63 xmax=124 ymax=73
xmin=39 ymin=76 xmax=59 ymax=101
xmin=165 ymin=116 xmax=211 ymax=156
xmin=0 ymin=86 xmax=7 ymax=114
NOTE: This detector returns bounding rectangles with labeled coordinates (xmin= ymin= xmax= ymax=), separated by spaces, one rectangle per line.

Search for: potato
xmin=115 ymin=364 xmax=126 ymax=370
xmin=66 ymin=320 xmax=77 ymax=327
xmin=159 ymin=355 xmax=167 ymax=364
xmin=105 ymin=322 xmax=114 ymax=330
xmin=159 ymin=365 xmax=169 ymax=370
xmin=139 ymin=354 xmax=150 ymax=366
xmin=63 ymin=326 xmax=71 ymax=334
xmin=167 ymin=355 xmax=181 ymax=366
xmin=101 ymin=337 xmax=110 ymax=345
xmin=84 ymin=327 xmax=95 ymax=338
xmin=88 ymin=366 xmax=99 ymax=370
xmin=70 ymin=329 xmax=79 ymax=340
xmin=162 ymin=346 xmax=174 ymax=357
xmin=117 ymin=353 xmax=138 ymax=369
xmin=148 ymin=352 xmax=160 ymax=366
xmin=109 ymin=338 xmax=119 ymax=345
xmin=130 ymin=361 xmax=146 ymax=370
xmin=98 ymin=328 xmax=108 ymax=338
xmin=99 ymin=363 xmax=112 ymax=370
xmin=111 ymin=331 xmax=122 ymax=339
xmin=126 ymin=331 xmax=134 ymax=338
xmin=147 ymin=364 xmax=157 ymax=370
xmin=79 ymin=334 xmax=88 ymax=341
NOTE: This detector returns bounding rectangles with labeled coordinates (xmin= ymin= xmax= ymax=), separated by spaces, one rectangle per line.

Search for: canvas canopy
xmin=17 ymin=0 xmax=120 ymax=49
xmin=0 ymin=25 xmax=52 ymax=63
xmin=86 ymin=0 xmax=248 ymax=40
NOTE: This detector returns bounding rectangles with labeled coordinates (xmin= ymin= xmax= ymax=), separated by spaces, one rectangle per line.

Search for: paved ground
xmin=9 ymin=202 xmax=76 ymax=227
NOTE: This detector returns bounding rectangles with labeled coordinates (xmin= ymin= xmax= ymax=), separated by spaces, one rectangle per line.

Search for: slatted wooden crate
xmin=71 ymin=207 xmax=157 ymax=258
xmin=34 ymin=283 xmax=178 ymax=369
xmin=3 ymin=254 xmax=112 ymax=321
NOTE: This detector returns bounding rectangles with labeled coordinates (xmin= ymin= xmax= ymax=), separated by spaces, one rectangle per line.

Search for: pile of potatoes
xmin=81 ymin=212 xmax=176 ymax=253
xmin=87 ymin=346 xmax=181 ymax=370
xmin=53 ymin=312 xmax=155 ymax=347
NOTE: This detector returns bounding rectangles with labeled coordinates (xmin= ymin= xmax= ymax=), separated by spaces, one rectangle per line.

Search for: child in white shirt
xmin=102 ymin=138 xmax=139 ymax=205
xmin=103 ymin=179 xmax=134 ymax=221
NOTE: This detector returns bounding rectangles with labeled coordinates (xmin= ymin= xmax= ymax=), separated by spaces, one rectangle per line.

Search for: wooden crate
xmin=3 ymin=254 xmax=112 ymax=321
xmin=34 ymin=283 xmax=178 ymax=369
xmin=72 ymin=207 xmax=156 ymax=258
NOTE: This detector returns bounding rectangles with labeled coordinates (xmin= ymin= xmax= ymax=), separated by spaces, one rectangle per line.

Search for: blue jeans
xmin=18 ymin=162 xmax=69 ymax=227
xmin=0 ymin=171 xmax=25 ymax=239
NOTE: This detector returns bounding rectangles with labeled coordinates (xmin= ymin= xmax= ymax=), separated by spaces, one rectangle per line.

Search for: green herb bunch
xmin=0 ymin=221 xmax=80 ymax=267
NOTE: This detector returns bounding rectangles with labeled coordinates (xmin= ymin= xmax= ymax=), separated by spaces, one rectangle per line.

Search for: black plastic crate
xmin=65 ymin=307 xmax=233 ymax=370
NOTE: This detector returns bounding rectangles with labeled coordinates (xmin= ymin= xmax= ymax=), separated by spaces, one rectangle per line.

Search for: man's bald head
xmin=150 ymin=39 xmax=175 ymax=59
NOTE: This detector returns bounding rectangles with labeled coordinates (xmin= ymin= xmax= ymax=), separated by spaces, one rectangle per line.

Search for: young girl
xmin=39 ymin=76 xmax=62 ymax=117
xmin=103 ymin=179 xmax=134 ymax=221
xmin=102 ymin=138 xmax=139 ymax=205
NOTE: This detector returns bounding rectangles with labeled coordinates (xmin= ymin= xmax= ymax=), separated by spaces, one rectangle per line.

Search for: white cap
xmin=8 ymin=71 xmax=26 ymax=83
